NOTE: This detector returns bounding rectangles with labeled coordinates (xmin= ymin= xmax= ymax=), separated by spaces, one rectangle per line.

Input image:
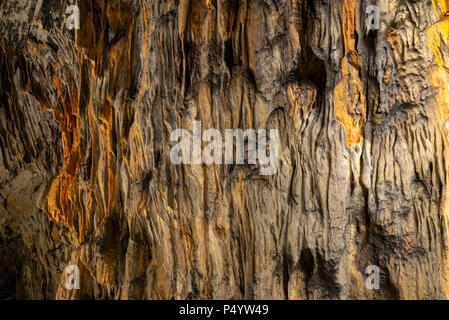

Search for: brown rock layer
xmin=1 ymin=0 xmax=449 ymax=299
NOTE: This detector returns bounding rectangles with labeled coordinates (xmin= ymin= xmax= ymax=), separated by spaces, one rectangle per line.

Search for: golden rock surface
xmin=1 ymin=0 xmax=449 ymax=300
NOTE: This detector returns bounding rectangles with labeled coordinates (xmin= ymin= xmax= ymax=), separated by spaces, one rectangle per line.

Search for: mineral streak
xmin=1 ymin=0 xmax=449 ymax=300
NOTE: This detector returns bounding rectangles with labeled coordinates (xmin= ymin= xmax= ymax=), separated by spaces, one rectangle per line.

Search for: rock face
xmin=1 ymin=0 xmax=449 ymax=300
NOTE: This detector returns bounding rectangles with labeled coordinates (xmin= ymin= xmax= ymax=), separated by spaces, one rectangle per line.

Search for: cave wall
xmin=1 ymin=0 xmax=449 ymax=299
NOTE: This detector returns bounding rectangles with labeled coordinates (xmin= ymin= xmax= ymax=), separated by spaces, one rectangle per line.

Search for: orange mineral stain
xmin=44 ymin=1 xmax=135 ymax=242
xmin=428 ymin=0 xmax=449 ymax=298
xmin=334 ymin=0 xmax=366 ymax=148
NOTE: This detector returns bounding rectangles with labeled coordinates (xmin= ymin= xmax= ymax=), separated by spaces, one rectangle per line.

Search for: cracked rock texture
xmin=2 ymin=0 xmax=449 ymax=300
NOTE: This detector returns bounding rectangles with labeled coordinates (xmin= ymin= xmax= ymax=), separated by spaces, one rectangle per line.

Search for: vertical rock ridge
xmin=1 ymin=0 xmax=449 ymax=300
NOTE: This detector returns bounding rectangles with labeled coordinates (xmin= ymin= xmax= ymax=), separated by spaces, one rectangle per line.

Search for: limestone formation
xmin=1 ymin=0 xmax=449 ymax=299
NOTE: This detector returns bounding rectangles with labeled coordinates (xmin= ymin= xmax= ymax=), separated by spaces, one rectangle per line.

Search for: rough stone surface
xmin=2 ymin=0 xmax=449 ymax=300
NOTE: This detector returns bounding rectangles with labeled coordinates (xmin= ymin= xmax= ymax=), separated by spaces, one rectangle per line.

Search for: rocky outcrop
xmin=1 ymin=0 xmax=449 ymax=299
